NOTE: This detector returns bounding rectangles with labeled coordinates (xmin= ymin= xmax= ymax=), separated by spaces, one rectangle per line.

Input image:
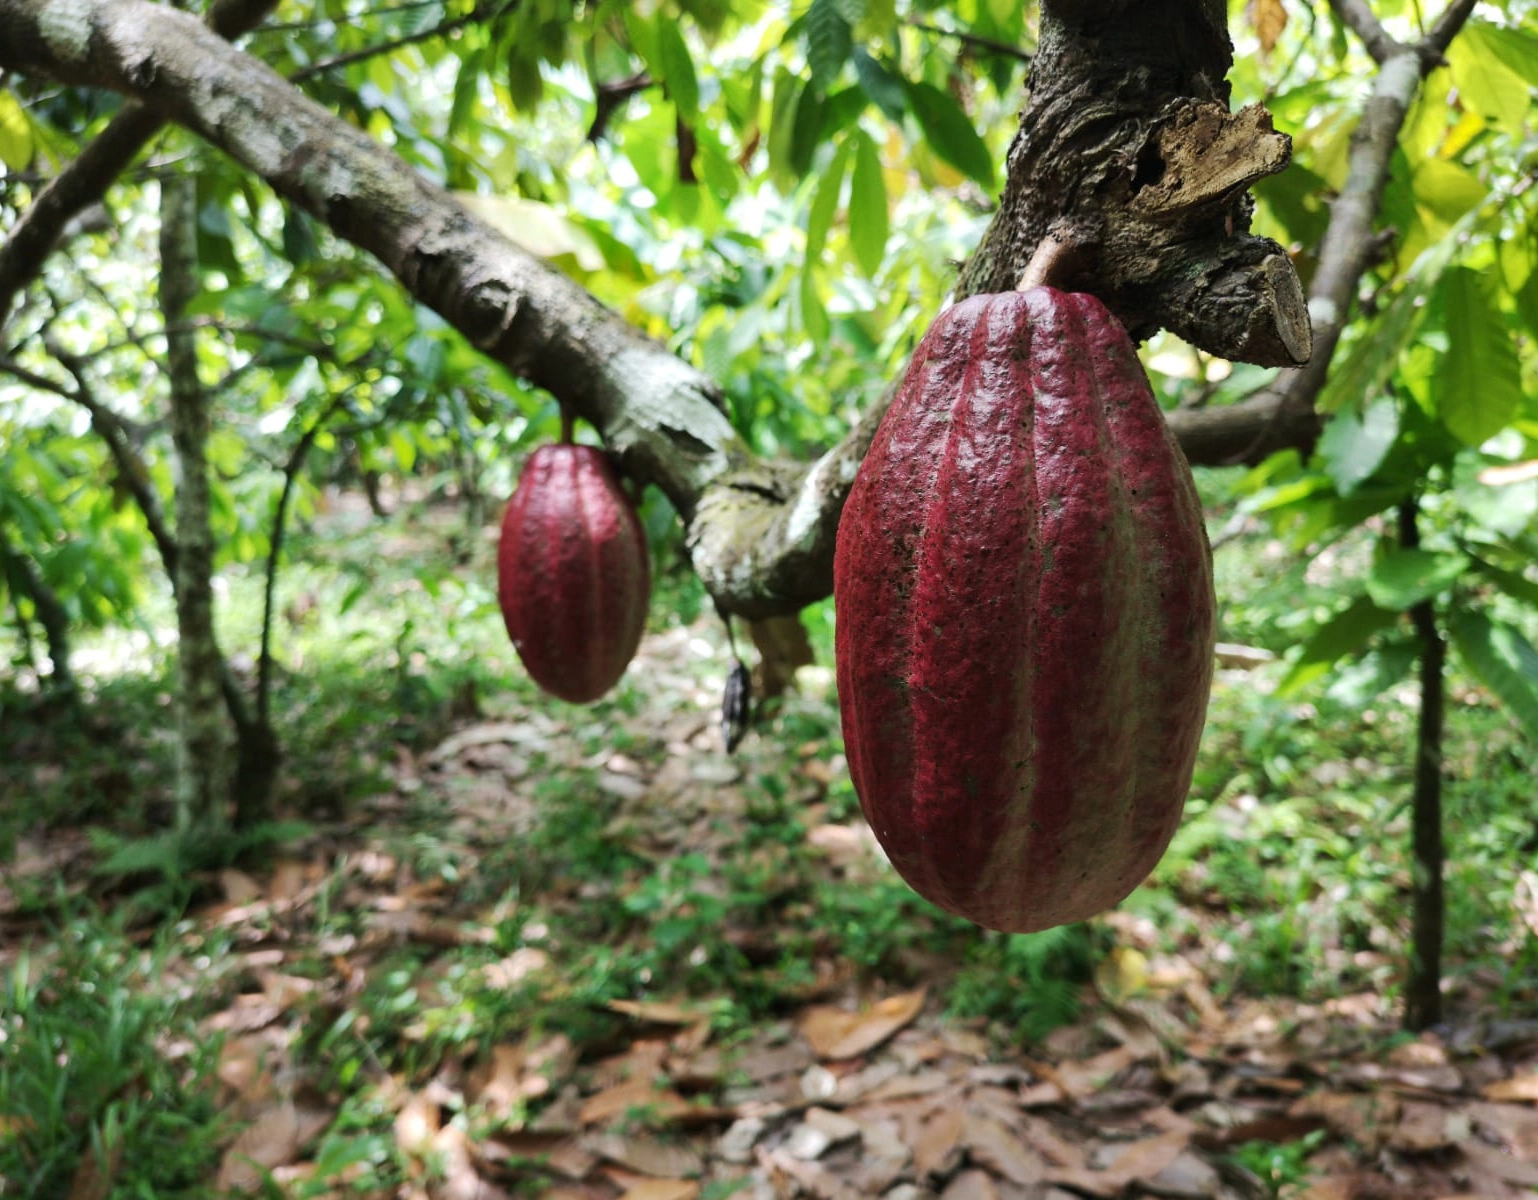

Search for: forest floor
xmin=4 ymin=496 xmax=1538 ymax=1199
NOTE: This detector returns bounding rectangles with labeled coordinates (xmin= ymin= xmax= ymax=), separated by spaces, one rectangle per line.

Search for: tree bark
xmin=0 ymin=522 xmax=79 ymax=707
xmin=1400 ymin=497 xmax=1445 ymax=1031
xmin=0 ymin=0 xmax=279 ymax=331
xmin=161 ymin=165 xmax=227 ymax=827
xmin=959 ymin=0 xmax=1310 ymax=368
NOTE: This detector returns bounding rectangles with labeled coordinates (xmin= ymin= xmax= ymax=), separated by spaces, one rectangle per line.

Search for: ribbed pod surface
xmin=833 ymin=287 xmax=1215 ymax=933
xmin=498 ymin=444 xmax=650 ymax=704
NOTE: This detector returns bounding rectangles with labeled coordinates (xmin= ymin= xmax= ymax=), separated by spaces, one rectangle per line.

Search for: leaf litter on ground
xmin=4 ymin=620 xmax=1538 ymax=1199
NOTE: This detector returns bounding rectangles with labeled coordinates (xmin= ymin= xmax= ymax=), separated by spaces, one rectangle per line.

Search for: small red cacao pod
xmin=497 ymin=444 xmax=650 ymax=704
xmin=833 ymin=287 xmax=1216 ymax=933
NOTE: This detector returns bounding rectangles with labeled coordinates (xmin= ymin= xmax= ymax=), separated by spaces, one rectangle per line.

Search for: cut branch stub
xmin=958 ymin=2 xmax=1311 ymax=368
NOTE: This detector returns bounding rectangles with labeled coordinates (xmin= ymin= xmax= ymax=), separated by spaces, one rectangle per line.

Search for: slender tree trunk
xmin=0 ymin=524 xmax=79 ymax=709
xmin=1400 ymin=497 xmax=1445 ymax=1030
xmin=160 ymin=166 xmax=227 ymax=828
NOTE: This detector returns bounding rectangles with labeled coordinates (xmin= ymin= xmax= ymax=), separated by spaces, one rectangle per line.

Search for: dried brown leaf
xmin=588 ymin=1133 xmax=703 ymax=1178
xmin=1485 ymin=1074 xmax=1538 ymax=1104
xmin=913 ymin=1101 xmax=965 ymax=1178
xmin=797 ymin=989 xmax=926 ymax=1061
xmin=218 ymin=1103 xmax=323 ymax=1192
xmin=578 ymin=1081 xmax=692 ymax=1126
xmin=608 ymin=999 xmax=709 ymax=1026
xmin=962 ymin=1112 xmax=1045 ymax=1186
xmin=940 ymin=1169 xmax=997 ymax=1200
xmin=617 ymin=1181 xmax=700 ymax=1200
xmin=1248 ymin=0 xmax=1288 ymax=55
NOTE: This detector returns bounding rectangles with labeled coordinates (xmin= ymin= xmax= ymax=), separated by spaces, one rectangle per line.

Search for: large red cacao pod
xmin=833 ymin=287 xmax=1215 ymax=933
xmin=498 ymin=444 xmax=650 ymax=704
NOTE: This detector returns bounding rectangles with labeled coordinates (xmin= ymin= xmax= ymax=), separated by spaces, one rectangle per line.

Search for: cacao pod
xmin=833 ymin=287 xmax=1215 ymax=933
xmin=497 ymin=444 xmax=650 ymax=704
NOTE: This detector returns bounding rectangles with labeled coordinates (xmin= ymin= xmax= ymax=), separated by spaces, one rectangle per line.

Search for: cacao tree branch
xmin=1200 ymin=0 xmax=1480 ymax=465
xmin=258 ymin=392 xmax=347 ymax=723
xmin=6 ymin=348 xmax=266 ymax=737
xmin=1330 ymin=0 xmax=1403 ymax=63
xmin=956 ymin=0 xmax=1312 ymax=369
xmin=0 ymin=0 xmax=1437 ymax=620
xmin=0 ymin=520 xmax=80 ymax=707
xmin=0 ymin=0 xmax=279 ymax=332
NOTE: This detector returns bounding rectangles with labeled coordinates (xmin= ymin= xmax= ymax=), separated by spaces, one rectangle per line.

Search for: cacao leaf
xmin=805 ymin=0 xmax=853 ymax=95
xmin=806 ymin=136 xmax=851 ymax=273
xmin=1319 ymin=397 xmax=1398 ymax=497
xmin=655 ymin=21 xmax=700 ymax=120
xmin=853 ymin=49 xmax=906 ymax=121
xmin=506 ymin=48 xmax=544 ymax=113
xmin=1468 ymin=20 xmax=1538 ymax=84
xmin=847 ymin=129 xmax=888 ymax=277
xmin=1471 ymin=559 xmax=1538 ymax=610
xmin=1449 ymin=610 xmax=1538 ymax=744
xmin=1435 ymin=267 xmax=1522 ymax=447
xmin=0 ymin=90 xmax=33 ymax=169
xmin=1277 ymin=596 xmax=1398 ymax=696
xmin=1315 ymin=223 xmax=1462 ymax=415
xmin=1447 ymin=30 xmax=1532 ymax=133
xmin=1366 ymin=549 xmax=1469 ymax=612
xmin=789 ymin=85 xmax=830 ymax=178
xmin=800 ymin=267 xmax=830 ymax=343
xmin=767 ymin=68 xmax=805 ymax=191
xmin=900 ymin=80 xmax=994 ymax=190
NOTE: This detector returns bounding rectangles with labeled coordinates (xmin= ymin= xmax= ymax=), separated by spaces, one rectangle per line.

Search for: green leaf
xmin=1366 ymin=548 xmax=1469 ymax=611
xmin=901 ymin=80 xmax=994 ymax=190
xmin=282 ymin=209 xmax=318 ymax=266
xmin=655 ymin=22 xmax=700 ymax=120
xmin=1316 ymin=228 xmax=1461 ymax=415
xmin=789 ymin=85 xmax=829 ymax=178
xmin=800 ymin=267 xmax=829 ymax=344
xmin=806 ymin=0 xmax=853 ymax=94
xmin=1447 ymin=28 xmax=1532 ymax=134
xmin=806 ymin=137 xmax=852 ymax=268
xmin=847 ymin=128 xmax=888 ymax=277
xmin=767 ymin=68 xmax=805 ymax=190
xmin=1435 ymin=267 xmax=1522 ymax=446
xmin=0 ymin=91 xmax=32 ymax=170
xmin=506 ymin=49 xmax=544 ymax=113
xmin=1319 ymin=397 xmax=1398 ymax=496
xmin=1472 ymin=558 xmax=1538 ymax=610
xmin=1411 ymin=159 xmax=1487 ymax=230
xmin=853 ymin=49 xmax=906 ymax=121
xmin=1462 ymin=20 xmax=1538 ymax=87
xmin=1277 ymin=596 xmax=1399 ymax=696
xmin=1449 ymin=610 xmax=1538 ymax=742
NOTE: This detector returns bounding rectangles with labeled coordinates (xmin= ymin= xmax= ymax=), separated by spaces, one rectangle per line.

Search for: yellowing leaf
xmin=1249 ymin=0 xmax=1288 ymax=55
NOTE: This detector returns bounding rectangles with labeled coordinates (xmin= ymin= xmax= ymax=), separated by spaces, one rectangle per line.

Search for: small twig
xmin=258 ymin=391 xmax=349 ymax=722
xmin=253 ymin=0 xmax=446 ymax=35
xmin=290 ymin=0 xmax=505 ymax=81
xmin=906 ymin=18 xmax=1033 ymax=65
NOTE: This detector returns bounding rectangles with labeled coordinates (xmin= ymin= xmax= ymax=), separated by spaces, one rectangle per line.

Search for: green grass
xmin=0 ymin=921 xmax=228 ymax=1196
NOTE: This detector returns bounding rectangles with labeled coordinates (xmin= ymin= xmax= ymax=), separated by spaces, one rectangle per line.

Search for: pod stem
xmin=1016 ymin=232 xmax=1074 ymax=292
xmin=559 ymin=407 xmax=576 ymax=445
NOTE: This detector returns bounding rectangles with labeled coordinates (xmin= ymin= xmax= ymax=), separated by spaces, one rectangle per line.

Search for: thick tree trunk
xmin=161 ymin=167 xmax=228 ymax=827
